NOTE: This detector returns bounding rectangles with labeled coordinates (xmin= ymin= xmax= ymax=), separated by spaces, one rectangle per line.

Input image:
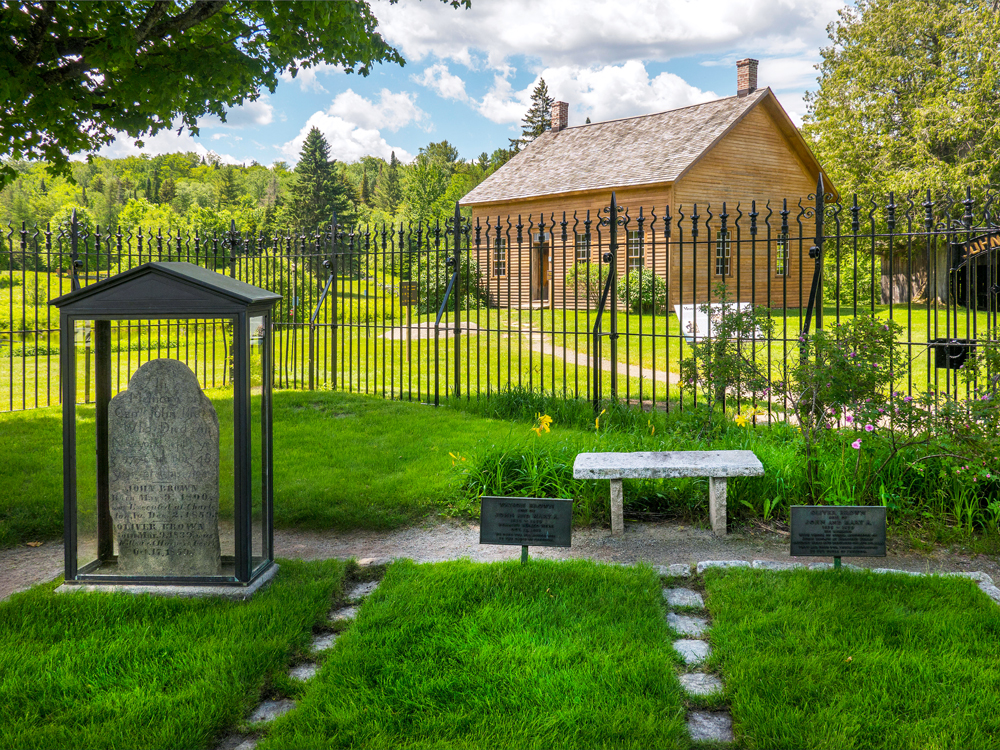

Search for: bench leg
xmin=610 ymin=479 xmax=624 ymax=536
xmin=709 ymin=477 xmax=727 ymax=537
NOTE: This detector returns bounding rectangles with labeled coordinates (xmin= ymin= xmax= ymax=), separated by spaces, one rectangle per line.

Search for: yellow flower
xmin=595 ymin=408 xmax=606 ymax=431
xmin=734 ymin=414 xmax=748 ymax=427
xmin=531 ymin=412 xmax=553 ymax=436
xmin=648 ymin=419 xmax=656 ymax=436
xmin=448 ymin=451 xmax=466 ymax=467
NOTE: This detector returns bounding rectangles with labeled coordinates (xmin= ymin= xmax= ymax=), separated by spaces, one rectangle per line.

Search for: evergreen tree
xmin=360 ymin=163 xmax=370 ymax=206
xmin=159 ymin=177 xmax=176 ymax=205
xmin=374 ymin=150 xmax=402 ymax=214
xmin=519 ymin=78 xmax=554 ymax=145
xmin=585 ymin=116 xmax=591 ymax=124
xmin=289 ymin=127 xmax=351 ymax=232
xmin=217 ymin=167 xmax=240 ymax=208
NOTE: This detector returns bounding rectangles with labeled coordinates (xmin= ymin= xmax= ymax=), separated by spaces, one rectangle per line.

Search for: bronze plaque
xmin=398 ymin=281 xmax=418 ymax=307
xmin=790 ymin=506 xmax=886 ymax=557
xmin=480 ymin=496 xmax=572 ymax=547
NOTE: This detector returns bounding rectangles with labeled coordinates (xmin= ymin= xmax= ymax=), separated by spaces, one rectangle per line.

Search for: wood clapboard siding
xmin=670 ymin=100 xmax=818 ymax=308
xmin=467 ymin=95 xmax=826 ymax=310
xmin=471 ymin=185 xmax=673 ymax=310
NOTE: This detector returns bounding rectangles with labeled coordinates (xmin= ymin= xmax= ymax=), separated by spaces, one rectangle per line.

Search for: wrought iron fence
xmin=3 ymin=183 xmax=998 ymax=416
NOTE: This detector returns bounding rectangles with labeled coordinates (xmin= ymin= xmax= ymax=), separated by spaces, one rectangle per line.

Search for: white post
xmin=610 ymin=478 xmax=624 ymax=536
xmin=709 ymin=476 xmax=728 ymax=536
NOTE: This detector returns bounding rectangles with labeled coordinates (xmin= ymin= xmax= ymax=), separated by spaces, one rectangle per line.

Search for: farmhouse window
xmin=775 ymin=237 xmax=789 ymax=276
xmin=715 ymin=231 xmax=732 ymax=276
xmin=493 ymin=237 xmax=507 ymax=277
xmin=575 ymin=232 xmax=591 ymax=263
xmin=626 ymin=230 xmax=644 ymax=270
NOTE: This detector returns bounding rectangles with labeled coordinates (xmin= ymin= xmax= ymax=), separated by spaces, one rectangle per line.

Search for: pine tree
xmin=373 ymin=150 xmax=402 ymax=214
xmin=290 ymin=127 xmax=351 ymax=232
xmin=216 ymin=167 xmax=239 ymax=208
xmin=159 ymin=177 xmax=176 ymax=205
xmin=519 ymin=78 xmax=554 ymax=145
xmin=585 ymin=116 xmax=591 ymax=124
xmin=360 ymin=163 xmax=370 ymax=206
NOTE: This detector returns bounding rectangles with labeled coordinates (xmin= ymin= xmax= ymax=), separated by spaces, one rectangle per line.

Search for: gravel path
xmin=5 ymin=519 xmax=997 ymax=602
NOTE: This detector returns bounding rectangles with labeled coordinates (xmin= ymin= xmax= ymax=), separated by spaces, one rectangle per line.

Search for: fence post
xmin=609 ymin=195 xmax=619 ymax=398
xmin=228 ymin=219 xmax=239 ymax=278
xmin=330 ymin=213 xmax=339 ymax=391
xmin=815 ymin=173 xmax=825 ymax=331
xmin=453 ymin=202 xmax=462 ymax=400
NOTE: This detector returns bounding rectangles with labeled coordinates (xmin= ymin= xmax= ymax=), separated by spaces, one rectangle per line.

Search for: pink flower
xmin=845 ymin=415 xmax=853 ymax=423
xmin=852 ymin=439 xmax=862 ymax=449
xmin=904 ymin=396 xmax=912 ymax=403
xmin=864 ymin=424 xmax=874 ymax=432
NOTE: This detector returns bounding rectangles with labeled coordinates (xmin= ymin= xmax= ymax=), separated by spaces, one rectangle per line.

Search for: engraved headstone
xmin=109 ymin=359 xmax=222 ymax=575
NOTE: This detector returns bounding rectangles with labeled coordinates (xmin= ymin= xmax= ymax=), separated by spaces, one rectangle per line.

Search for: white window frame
xmin=493 ymin=237 xmax=507 ymax=277
xmin=775 ymin=236 xmax=789 ymax=277
xmin=626 ymin=230 xmax=644 ymax=271
xmin=575 ymin=232 xmax=591 ymax=263
xmin=715 ymin=230 xmax=731 ymax=276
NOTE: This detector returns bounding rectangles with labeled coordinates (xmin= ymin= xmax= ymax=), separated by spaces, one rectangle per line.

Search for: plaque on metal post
xmin=480 ymin=497 xmax=572 ymax=562
xmin=398 ymin=282 xmax=418 ymax=307
xmin=790 ymin=506 xmax=886 ymax=558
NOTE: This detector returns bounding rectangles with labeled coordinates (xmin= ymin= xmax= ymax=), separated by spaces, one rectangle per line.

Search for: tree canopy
xmin=519 ymin=78 xmax=554 ymax=146
xmin=803 ymin=0 xmax=1000 ymax=197
xmin=290 ymin=127 xmax=351 ymax=232
xmin=0 ymin=0 xmax=469 ymax=188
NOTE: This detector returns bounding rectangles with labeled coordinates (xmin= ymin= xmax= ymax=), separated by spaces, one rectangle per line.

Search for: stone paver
xmin=310 ymin=632 xmax=339 ymax=651
xmin=357 ymin=557 xmax=392 ymax=567
xmin=348 ymin=580 xmax=380 ymax=599
xmin=942 ymin=571 xmax=994 ymax=585
xmin=696 ymin=560 xmax=751 ymax=575
xmin=215 ymin=734 xmax=256 ymax=750
xmin=679 ymin=672 xmax=724 ymax=696
xmin=658 ymin=563 xmax=693 ymax=577
xmin=687 ymin=711 xmax=734 ymax=742
xmin=752 ymin=560 xmax=804 ymax=571
xmin=663 ymin=588 xmax=705 ymax=608
xmin=248 ymin=699 xmax=296 ymax=724
xmin=289 ymin=663 xmax=319 ymax=682
xmin=667 ymin=612 xmax=709 ymax=637
xmin=673 ymin=639 xmax=711 ymax=666
xmin=808 ymin=562 xmax=833 ymax=570
xmin=233 ymin=740 xmax=257 ymax=750
xmin=329 ymin=605 xmax=358 ymax=621
xmin=872 ymin=568 xmax=922 ymax=576
xmin=979 ymin=583 xmax=1000 ymax=605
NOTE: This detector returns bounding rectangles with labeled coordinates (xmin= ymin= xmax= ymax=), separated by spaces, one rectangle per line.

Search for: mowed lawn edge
xmin=0 ymin=558 xmax=346 ymax=750
xmin=704 ymin=567 xmax=1000 ymax=750
xmin=258 ymin=559 xmax=692 ymax=750
xmin=0 ymin=389 xmax=551 ymax=546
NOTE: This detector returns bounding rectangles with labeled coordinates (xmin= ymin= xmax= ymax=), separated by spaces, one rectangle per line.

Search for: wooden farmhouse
xmin=460 ymin=59 xmax=835 ymax=309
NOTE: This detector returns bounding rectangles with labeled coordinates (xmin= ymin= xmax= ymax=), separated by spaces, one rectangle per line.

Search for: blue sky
xmin=98 ymin=0 xmax=848 ymax=167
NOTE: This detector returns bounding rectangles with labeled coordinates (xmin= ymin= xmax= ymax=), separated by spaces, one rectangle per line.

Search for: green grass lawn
xmin=0 ymin=389 xmax=606 ymax=547
xmin=259 ymin=559 xmax=692 ymax=750
xmin=705 ymin=567 xmax=1000 ymax=750
xmin=0 ymin=558 xmax=346 ymax=750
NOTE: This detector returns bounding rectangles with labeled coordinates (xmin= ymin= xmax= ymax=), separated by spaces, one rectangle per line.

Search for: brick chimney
xmin=551 ymin=101 xmax=569 ymax=132
xmin=737 ymin=59 xmax=758 ymax=97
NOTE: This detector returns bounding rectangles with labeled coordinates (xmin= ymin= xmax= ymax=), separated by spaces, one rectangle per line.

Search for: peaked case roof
xmin=50 ymin=261 xmax=282 ymax=315
xmin=461 ymin=88 xmax=832 ymax=206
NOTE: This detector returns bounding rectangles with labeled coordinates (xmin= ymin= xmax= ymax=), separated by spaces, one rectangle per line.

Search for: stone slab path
xmin=6 ymin=519 xmax=999 ymax=603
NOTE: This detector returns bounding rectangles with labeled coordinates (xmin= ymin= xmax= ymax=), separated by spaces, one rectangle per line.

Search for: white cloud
xmin=327 ymin=88 xmax=427 ymax=132
xmin=279 ymin=62 xmax=346 ymax=94
xmin=413 ymin=63 xmax=469 ymax=102
xmin=474 ymin=62 xmax=716 ymax=127
xmin=199 ymin=97 xmax=274 ymax=130
xmin=372 ymin=0 xmax=843 ymax=69
xmin=281 ymin=89 xmax=424 ymax=163
xmin=95 ymin=124 xmax=241 ymax=164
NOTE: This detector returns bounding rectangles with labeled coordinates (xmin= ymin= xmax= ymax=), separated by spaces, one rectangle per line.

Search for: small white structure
xmin=573 ymin=450 xmax=764 ymax=536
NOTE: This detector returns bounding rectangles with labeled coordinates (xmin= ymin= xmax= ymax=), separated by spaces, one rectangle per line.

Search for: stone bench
xmin=572 ymin=450 xmax=764 ymax=537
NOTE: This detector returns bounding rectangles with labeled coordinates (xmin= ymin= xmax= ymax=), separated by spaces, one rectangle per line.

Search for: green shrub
xmin=617 ymin=267 xmax=667 ymax=313
xmin=564 ymin=261 xmax=607 ymax=306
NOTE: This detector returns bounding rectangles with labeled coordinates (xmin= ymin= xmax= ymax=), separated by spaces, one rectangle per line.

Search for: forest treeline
xmin=0 ymin=132 xmax=519 ymax=241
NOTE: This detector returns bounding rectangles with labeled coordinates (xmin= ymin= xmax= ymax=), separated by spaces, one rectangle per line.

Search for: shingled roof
xmin=461 ymin=88 xmax=772 ymax=206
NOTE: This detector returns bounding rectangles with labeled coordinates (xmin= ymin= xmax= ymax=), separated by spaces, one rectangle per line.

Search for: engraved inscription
xmin=479 ymin=497 xmax=573 ymax=547
xmin=109 ymin=359 xmax=222 ymax=575
xmin=790 ymin=506 xmax=887 ymax=557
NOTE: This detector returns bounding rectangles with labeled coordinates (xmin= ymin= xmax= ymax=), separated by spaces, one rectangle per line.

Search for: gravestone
xmin=108 ymin=358 xmax=222 ymax=576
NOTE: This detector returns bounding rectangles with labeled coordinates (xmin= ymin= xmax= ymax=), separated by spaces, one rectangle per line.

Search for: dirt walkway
xmin=4 ymin=519 xmax=997 ymax=602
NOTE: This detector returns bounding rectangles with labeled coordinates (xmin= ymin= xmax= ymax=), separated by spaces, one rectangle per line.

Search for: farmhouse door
xmin=533 ymin=242 xmax=550 ymax=302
